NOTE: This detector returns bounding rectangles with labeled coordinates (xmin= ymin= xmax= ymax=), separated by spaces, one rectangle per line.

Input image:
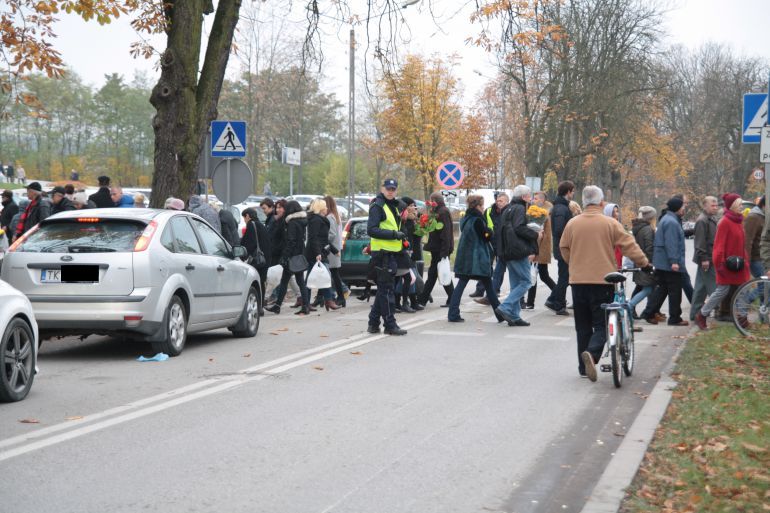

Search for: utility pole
xmin=764 ymin=72 xmax=770 ymax=241
xmin=348 ymin=28 xmax=356 ymax=217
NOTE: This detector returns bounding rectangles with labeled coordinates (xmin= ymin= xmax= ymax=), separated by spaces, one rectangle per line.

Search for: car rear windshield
xmin=19 ymin=219 xmax=146 ymax=253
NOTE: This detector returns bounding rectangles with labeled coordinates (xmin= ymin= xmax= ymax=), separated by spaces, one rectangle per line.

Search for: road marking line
xmin=0 ymin=316 xmax=440 ymax=463
xmin=419 ymin=330 xmax=484 ymax=337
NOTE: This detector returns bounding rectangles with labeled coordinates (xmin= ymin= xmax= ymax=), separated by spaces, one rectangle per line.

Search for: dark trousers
xmin=474 ymin=255 xmax=506 ymax=295
xmin=275 ymin=267 xmax=309 ymax=307
xmin=418 ymin=250 xmax=454 ymax=305
xmin=526 ymin=263 xmax=557 ymax=305
xmin=329 ymin=267 xmax=345 ymax=301
xmin=449 ymin=276 xmax=500 ymax=321
xmin=546 ymin=257 xmax=570 ymax=310
xmin=642 ymin=270 xmax=683 ymax=324
xmin=572 ymin=284 xmax=614 ymax=374
xmin=368 ymin=251 xmax=398 ymax=329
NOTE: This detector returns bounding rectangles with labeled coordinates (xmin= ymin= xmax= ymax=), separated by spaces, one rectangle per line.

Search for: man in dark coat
xmin=1 ymin=190 xmax=19 ymax=244
xmin=218 ymin=206 xmax=240 ymax=248
xmin=545 ymin=180 xmax=575 ymax=315
xmin=89 ymin=175 xmax=113 ymax=208
xmin=471 ymin=192 xmax=509 ymax=302
xmin=50 ymin=186 xmax=76 ymax=215
xmin=690 ymin=196 xmax=718 ymax=320
xmin=14 ymin=182 xmax=51 ymax=241
xmin=417 ymin=192 xmax=455 ymax=307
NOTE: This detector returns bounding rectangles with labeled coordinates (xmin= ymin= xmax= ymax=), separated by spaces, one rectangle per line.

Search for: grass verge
xmin=620 ymin=326 xmax=770 ymax=513
xmin=0 ymin=182 xmax=26 ymax=190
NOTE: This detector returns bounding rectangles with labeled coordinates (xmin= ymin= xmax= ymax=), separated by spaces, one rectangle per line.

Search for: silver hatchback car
xmin=0 ymin=209 xmax=261 ymax=356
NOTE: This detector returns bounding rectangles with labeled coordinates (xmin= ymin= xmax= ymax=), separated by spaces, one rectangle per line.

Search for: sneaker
xmin=581 ymin=351 xmax=597 ymax=382
xmin=367 ymin=325 xmax=380 ymax=334
xmin=474 ymin=297 xmax=491 ymax=306
xmin=524 ymin=304 xmax=535 ymax=310
xmin=694 ymin=311 xmax=708 ymax=330
xmin=401 ymin=304 xmax=416 ymax=314
xmin=384 ymin=327 xmax=407 ymax=336
xmin=508 ymin=319 xmax=530 ymax=327
xmin=555 ymin=309 xmax=569 ymax=316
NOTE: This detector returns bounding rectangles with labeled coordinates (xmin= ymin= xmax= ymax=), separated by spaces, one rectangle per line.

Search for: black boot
xmin=410 ymin=294 xmax=424 ymax=311
xmin=336 ymin=297 xmax=347 ymax=307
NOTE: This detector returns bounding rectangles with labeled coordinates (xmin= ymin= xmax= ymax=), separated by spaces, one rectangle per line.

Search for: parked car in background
xmin=286 ymin=195 xmax=323 ymax=208
xmin=339 ymin=217 xmax=424 ymax=288
xmin=0 ymin=279 xmax=38 ymax=402
xmin=1 ymin=209 xmax=261 ymax=356
xmin=682 ymin=221 xmax=696 ymax=239
xmin=334 ymin=198 xmax=369 ymax=218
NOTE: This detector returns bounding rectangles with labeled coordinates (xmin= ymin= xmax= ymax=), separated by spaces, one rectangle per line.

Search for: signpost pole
xmin=764 ymin=73 xmax=770 ymax=260
xmin=290 ymin=165 xmax=294 ymax=196
xmin=225 ymin=158 xmax=231 ymax=209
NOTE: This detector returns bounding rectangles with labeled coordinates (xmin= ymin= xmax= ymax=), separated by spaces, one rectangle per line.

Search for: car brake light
xmin=124 ymin=315 xmax=143 ymax=327
xmin=7 ymin=224 xmax=39 ymax=252
xmin=78 ymin=218 xmax=101 ymax=223
xmin=133 ymin=221 xmax=158 ymax=252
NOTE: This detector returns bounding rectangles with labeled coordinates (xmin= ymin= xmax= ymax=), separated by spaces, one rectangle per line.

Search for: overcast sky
xmin=52 ymin=0 xmax=770 ymax=105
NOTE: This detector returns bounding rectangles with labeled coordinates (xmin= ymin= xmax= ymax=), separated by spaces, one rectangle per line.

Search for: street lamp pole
xmin=348 ymin=29 xmax=355 ymax=217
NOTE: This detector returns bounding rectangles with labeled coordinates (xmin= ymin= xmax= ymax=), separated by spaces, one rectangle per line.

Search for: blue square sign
xmin=211 ymin=120 xmax=247 ymax=157
xmin=743 ymin=94 xmax=768 ymax=144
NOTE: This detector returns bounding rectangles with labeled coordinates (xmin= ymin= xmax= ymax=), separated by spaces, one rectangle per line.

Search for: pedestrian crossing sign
xmin=743 ymin=93 xmax=768 ymax=144
xmin=211 ymin=120 xmax=247 ymax=157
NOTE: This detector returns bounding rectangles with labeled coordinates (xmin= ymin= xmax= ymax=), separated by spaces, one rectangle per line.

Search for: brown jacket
xmin=535 ymin=201 xmax=553 ymax=265
xmin=559 ymin=205 xmax=648 ymax=285
xmin=743 ymin=207 xmax=764 ymax=262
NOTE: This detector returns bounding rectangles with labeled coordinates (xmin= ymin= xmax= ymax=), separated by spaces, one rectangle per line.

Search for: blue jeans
xmin=449 ymin=276 xmax=500 ymax=321
xmin=499 ymin=258 xmax=531 ymax=320
xmin=629 ymin=285 xmax=653 ymax=309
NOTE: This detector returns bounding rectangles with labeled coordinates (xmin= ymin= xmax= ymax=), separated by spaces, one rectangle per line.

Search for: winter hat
xmin=666 ymin=196 xmax=684 ymax=213
xmin=1 ymin=189 xmax=12 ymax=199
xmin=164 ymin=197 xmax=185 ymax=211
xmin=72 ymin=192 xmax=88 ymax=205
xmin=401 ymin=196 xmax=415 ymax=206
xmin=638 ymin=206 xmax=656 ymax=222
xmin=722 ymin=193 xmax=740 ymax=211
xmin=26 ymin=181 xmax=42 ymax=192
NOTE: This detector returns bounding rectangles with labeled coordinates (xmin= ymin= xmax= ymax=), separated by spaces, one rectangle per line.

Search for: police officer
xmin=366 ymin=178 xmax=408 ymax=335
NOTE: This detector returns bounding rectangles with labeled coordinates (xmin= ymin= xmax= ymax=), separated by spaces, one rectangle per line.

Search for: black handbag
xmin=246 ymin=222 xmax=267 ymax=268
xmin=725 ymin=255 xmax=745 ymax=272
xmin=288 ymin=254 xmax=308 ymax=273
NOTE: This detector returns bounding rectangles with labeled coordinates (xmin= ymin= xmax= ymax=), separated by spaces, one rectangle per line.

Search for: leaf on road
xmin=19 ymin=418 xmax=40 ymax=424
xmin=242 ymin=353 xmax=251 ymax=358
xmin=313 ymin=366 xmax=324 ymax=371
xmin=276 ymin=327 xmax=288 ymax=332
xmin=320 ymin=334 xmax=329 ymax=338
xmin=65 ymin=416 xmax=83 ymax=421
xmin=208 ymin=358 xmax=214 ymax=362
xmin=350 ymin=351 xmax=362 ymax=355
xmin=269 ymin=331 xmax=281 ymax=336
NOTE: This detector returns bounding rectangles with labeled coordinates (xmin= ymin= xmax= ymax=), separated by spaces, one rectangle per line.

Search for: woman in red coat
xmin=695 ymin=193 xmax=751 ymax=329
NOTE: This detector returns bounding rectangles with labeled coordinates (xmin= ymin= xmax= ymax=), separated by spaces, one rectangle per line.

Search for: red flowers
xmin=419 ymin=213 xmax=429 ymax=228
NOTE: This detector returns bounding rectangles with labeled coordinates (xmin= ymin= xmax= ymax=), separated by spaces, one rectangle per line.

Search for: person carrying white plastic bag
xmin=306 ymin=261 xmax=332 ymax=290
xmin=266 ymin=264 xmax=283 ymax=289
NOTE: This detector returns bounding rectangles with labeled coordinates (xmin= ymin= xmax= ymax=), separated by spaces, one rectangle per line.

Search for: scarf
xmin=16 ymin=198 xmax=36 ymax=238
xmin=723 ymin=209 xmax=744 ymax=224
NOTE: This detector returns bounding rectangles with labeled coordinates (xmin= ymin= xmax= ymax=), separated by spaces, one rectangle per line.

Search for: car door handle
xmin=217 ymin=265 xmax=225 ymax=272
xmin=185 ymin=264 xmax=195 ymax=271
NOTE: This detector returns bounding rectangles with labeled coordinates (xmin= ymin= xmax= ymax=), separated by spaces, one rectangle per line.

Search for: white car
xmin=0 ymin=279 xmax=39 ymax=402
xmin=1 ymin=209 xmax=261 ymax=356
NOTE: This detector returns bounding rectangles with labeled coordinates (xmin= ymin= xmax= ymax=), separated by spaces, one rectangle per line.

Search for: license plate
xmin=41 ymin=269 xmax=62 ymax=283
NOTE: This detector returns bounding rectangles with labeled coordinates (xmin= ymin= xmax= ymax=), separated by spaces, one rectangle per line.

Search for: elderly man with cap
xmin=13 ymin=181 xmax=51 ymax=241
xmin=366 ymin=178 xmax=409 ymax=336
xmin=50 ymin=186 xmax=76 ymax=215
xmin=1 ymin=189 xmax=19 ymax=244
xmin=89 ymin=175 xmax=113 ymax=208
xmin=640 ymin=195 xmax=689 ymax=327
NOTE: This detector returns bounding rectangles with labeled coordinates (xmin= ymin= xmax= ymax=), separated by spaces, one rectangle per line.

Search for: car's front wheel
xmin=152 ymin=296 xmax=187 ymax=357
xmin=0 ymin=317 xmax=35 ymax=402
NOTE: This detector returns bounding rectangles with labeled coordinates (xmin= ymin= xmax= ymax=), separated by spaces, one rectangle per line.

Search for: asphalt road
xmin=0 ymin=251 xmax=696 ymax=513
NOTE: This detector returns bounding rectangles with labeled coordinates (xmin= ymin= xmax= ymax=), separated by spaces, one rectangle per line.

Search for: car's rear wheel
xmin=0 ymin=318 xmax=35 ymax=402
xmin=152 ymin=296 xmax=187 ymax=357
xmin=231 ymin=286 xmax=260 ymax=338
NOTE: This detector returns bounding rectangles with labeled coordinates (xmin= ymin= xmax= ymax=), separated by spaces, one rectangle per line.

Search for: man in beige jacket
xmin=559 ymin=186 xmax=650 ymax=381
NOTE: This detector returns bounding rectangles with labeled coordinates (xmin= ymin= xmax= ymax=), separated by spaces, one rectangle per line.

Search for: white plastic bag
xmin=306 ymin=261 xmax=332 ymax=289
xmin=437 ymin=257 xmax=453 ymax=286
xmin=266 ymin=264 xmax=283 ymax=289
xmin=530 ymin=262 xmax=538 ymax=286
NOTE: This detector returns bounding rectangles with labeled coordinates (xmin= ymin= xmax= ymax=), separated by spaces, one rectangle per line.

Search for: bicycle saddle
xmin=604 ymin=272 xmax=627 ymax=284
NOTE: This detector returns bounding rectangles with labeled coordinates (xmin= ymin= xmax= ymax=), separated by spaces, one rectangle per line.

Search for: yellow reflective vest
xmin=370 ymin=203 xmax=402 ymax=252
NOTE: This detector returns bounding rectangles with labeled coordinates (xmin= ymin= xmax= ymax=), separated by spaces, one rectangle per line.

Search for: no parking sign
xmin=435 ymin=161 xmax=464 ymax=190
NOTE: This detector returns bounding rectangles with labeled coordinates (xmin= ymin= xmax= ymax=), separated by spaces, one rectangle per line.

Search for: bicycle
xmin=731 ymin=275 xmax=770 ymax=339
xmin=600 ymin=268 xmax=644 ymax=388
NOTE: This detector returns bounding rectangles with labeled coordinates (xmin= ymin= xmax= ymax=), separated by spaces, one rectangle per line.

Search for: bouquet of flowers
xmin=526 ymin=204 xmax=549 ymax=233
xmin=413 ymin=200 xmax=444 ymax=237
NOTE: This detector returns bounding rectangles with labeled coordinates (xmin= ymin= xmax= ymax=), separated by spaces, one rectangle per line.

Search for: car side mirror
xmin=232 ymin=246 xmax=247 ymax=260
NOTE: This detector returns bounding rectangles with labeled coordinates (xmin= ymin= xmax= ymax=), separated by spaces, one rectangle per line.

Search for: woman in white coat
xmin=325 ymin=196 xmax=347 ymax=307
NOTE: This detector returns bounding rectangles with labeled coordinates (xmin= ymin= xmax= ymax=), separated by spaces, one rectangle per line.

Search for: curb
xmin=579 ymin=327 xmax=695 ymax=513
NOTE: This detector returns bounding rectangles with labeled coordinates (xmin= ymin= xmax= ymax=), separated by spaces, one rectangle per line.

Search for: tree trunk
xmin=149 ymin=0 xmax=242 ymax=208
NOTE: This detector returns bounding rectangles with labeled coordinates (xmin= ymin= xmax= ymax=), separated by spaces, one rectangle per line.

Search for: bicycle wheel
xmin=608 ymin=310 xmax=622 ymax=388
xmin=623 ymin=316 xmax=634 ymax=377
xmin=731 ymin=277 xmax=770 ymax=339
